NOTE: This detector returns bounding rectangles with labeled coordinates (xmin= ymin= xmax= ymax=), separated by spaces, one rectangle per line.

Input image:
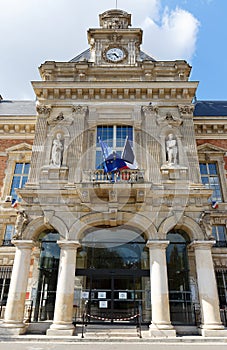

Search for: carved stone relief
xmin=72 ymin=105 xmax=88 ymax=116
xmin=36 ymin=104 xmax=52 ymax=117
xmin=12 ymin=211 xmax=28 ymax=240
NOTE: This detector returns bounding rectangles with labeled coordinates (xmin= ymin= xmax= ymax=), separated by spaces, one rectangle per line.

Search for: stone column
xmin=47 ymin=240 xmax=81 ymax=336
xmin=191 ymin=240 xmax=227 ymax=336
xmin=147 ymin=240 xmax=176 ymax=337
xmin=0 ymin=240 xmax=34 ymax=335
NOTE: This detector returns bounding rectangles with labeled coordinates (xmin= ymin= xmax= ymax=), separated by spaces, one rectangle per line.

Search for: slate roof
xmin=194 ymin=101 xmax=227 ymax=117
xmin=69 ymin=48 xmax=156 ymax=63
xmin=0 ymin=100 xmax=36 ymax=116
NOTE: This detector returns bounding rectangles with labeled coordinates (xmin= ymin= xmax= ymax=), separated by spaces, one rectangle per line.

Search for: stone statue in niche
xmin=13 ymin=211 xmax=28 ymax=240
xmin=166 ymin=134 xmax=178 ymax=165
xmin=50 ymin=133 xmax=64 ymax=167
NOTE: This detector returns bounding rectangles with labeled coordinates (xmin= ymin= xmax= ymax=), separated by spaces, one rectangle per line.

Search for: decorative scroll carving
xmin=178 ymin=105 xmax=194 ymax=115
xmin=100 ymin=10 xmax=131 ymax=29
xmin=36 ymin=104 xmax=52 ymax=116
xmin=13 ymin=211 xmax=28 ymax=240
xmin=52 ymin=112 xmax=64 ymax=121
xmin=157 ymin=112 xmax=183 ymax=127
xmin=142 ymin=105 xmax=159 ymax=116
xmin=47 ymin=111 xmax=74 ymax=126
xmin=102 ymin=18 xmax=128 ymax=29
xmin=72 ymin=105 xmax=88 ymax=116
xmin=108 ymin=34 xmax=122 ymax=42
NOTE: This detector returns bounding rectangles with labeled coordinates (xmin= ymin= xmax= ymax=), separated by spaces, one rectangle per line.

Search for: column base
xmin=0 ymin=322 xmax=27 ymax=336
xmin=149 ymin=323 xmax=176 ymax=337
xmin=199 ymin=324 xmax=227 ymax=337
xmin=46 ymin=323 xmax=76 ymax=336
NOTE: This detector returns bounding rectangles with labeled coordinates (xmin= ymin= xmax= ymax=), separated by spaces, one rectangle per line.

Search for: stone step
xmin=83 ymin=324 xmax=141 ymax=338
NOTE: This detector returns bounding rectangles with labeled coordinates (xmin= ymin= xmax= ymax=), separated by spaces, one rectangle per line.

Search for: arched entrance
xmin=74 ymin=226 xmax=150 ymax=324
xmin=33 ymin=231 xmax=60 ymax=321
xmin=166 ymin=229 xmax=195 ymax=325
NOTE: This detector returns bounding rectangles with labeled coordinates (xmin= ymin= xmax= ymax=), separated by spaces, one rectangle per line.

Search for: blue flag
xmin=99 ymin=137 xmax=112 ymax=160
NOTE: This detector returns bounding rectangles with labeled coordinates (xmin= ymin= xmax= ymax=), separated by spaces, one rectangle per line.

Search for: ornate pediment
xmin=197 ymin=143 xmax=227 ymax=154
xmin=6 ymin=142 xmax=32 ymax=153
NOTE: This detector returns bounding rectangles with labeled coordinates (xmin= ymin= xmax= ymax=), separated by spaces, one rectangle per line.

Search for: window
xmin=34 ymin=232 xmax=60 ymax=321
xmin=2 ymin=225 xmax=14 ymax=246
xmin=212 ymin=225 xmax=227 ymax=248
xmin=199 ymin=162 xmax=222 ymax=202
xmin=216 ymin=270 xmax=227 ymax=308
xmin=166 ymin=230 xmax=195 ymax=325
xmin=0 ymin=267 xmax=12 ymax=310
xmin=96 ymin=125 xmax=133 ymax=169
xmin=10 ymin=163 xmax=30 ymax=200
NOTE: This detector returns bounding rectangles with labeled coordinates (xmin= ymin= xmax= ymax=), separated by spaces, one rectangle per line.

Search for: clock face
xmin=105 ymin=47 xmax=125 ymax=62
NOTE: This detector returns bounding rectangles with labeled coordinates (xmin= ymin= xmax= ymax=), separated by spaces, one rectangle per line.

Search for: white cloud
xmin=142 ymin=6 xmax=200 ymax=61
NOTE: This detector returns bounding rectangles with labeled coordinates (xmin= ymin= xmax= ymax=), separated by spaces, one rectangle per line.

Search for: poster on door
xmin=99 ymin=300 xmax=108 ymax=308
xmin=98 ymin=292 xmax=106 ymax=299
xmin=119 ymin=292 xmax=127 ymax=299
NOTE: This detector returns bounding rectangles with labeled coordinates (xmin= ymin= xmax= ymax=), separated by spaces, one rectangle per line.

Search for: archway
xmin=166 ymin=229 xmax=195 ymax=325
xmin=74 ymin=225 xmax=151 ymax=324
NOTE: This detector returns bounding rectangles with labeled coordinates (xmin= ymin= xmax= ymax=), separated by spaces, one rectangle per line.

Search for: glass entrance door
xmin=86 ymin=272 xmax=142 ymax=323
xmin=74 ymin=226 xmax=151 ymax=324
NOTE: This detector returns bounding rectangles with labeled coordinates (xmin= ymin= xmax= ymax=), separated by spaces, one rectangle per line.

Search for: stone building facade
xmin=0 ymin=9 xmax=227 ymax=338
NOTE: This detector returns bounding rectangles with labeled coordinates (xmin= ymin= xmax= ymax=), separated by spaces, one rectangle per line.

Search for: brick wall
xmin=196 ymin=139 xmax=227 ymax=172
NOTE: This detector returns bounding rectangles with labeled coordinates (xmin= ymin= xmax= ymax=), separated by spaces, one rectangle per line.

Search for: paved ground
xmin=0 ymin=338 xmax=227 ymax=350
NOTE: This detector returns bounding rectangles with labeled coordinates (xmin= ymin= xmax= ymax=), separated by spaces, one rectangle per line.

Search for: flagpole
xmin=116 ymin=0 xmax=118 ymax=9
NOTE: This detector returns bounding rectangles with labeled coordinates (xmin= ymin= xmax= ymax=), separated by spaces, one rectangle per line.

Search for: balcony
xmin=82 ymin=169 xmax=145 ymax=184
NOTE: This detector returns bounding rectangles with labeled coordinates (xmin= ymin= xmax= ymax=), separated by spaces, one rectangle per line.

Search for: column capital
xmin=190 ymin=240 xmax=215 ymax=251
xmin=11 ymin=240 xmax=35 ymax=250
xmin=57 ymin=240 xmax=81 ymax=250
xmin=146 ymin=240 xmax=170 ymax=250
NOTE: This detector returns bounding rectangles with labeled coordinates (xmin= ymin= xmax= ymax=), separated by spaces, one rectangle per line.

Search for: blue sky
xmin=160 ymin=0 xmax=227 ymax=100
xmin=0 ymin=0 xmax=226 ymax=101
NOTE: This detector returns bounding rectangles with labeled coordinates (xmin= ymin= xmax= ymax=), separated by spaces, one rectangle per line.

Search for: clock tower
xmin=88 ymin=9 xmax=143 ymax=65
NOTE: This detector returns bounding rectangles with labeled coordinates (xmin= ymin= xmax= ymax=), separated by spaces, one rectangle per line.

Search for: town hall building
xmin=0 ymin=9 xmax=227 ymax=338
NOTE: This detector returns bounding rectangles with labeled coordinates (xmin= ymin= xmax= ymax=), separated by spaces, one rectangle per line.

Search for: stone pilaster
xmin=0 ymin=240 xmax=34 ymax=335
xmin=178 ymin=105 xmax=201 ymax=184
xmin=147 ymin=240 xmax=176 ymax=337
xmin=142 ymin=106 xmax=161 ymax=184
xmin=28 ymin=105 xmax=51 ymax=185
xmin=68 ymin=106 xmax=87 ymax=183
xmin=191 ymin=240 xmax=227 ymax=336
xmin=47 ymin=240 xmax=81 ymax=336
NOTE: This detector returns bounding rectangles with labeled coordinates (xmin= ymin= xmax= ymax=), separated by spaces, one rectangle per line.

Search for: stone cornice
xmin=194 ymin=121 xmax=227 ymax=138
xmin=0 ymin=115 xmax=36 ymax=137
xmin=32 ymin=81 xmax=198 ymax=101
xmin=38 ymin=60 xmax=191 ymax=81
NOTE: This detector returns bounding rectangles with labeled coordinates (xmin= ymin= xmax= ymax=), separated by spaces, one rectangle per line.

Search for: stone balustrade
xmin=82 ymin=169 xmax=145 ymax=183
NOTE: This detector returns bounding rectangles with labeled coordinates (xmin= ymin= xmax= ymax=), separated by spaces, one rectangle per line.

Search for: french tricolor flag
xmin=211 ymin=201 xmax=219 ymax=209
xmin=11 ymin=198 xmax=18 ymax=209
